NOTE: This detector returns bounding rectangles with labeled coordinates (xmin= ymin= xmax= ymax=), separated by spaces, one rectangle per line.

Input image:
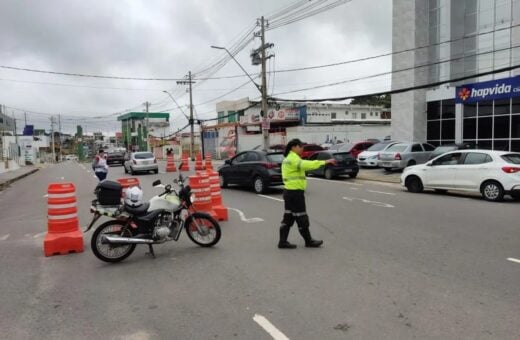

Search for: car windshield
xmin=386 ymin=144 xmax=408 ymax=152
xmin=367 ymin=142 xmax=391 ymax=151
xmin=333 ymin=152 xmax=353 ymax=161
xmin=134 ymin=152 xmax=154 ymax=159
xmin=267 ymin=153 xmax=284 ymax=163
xmin=331 ymin=143 xmax=353 ymax=152
xmin=501 ymin=153 xmax=520 ymax=164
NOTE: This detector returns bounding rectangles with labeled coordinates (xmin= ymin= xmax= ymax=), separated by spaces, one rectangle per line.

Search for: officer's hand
xmin=325 ymin=159 xmax=337 ymax=165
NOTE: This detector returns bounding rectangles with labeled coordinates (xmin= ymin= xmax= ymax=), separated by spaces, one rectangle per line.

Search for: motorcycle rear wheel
xmin=91 ymin=220 xmax=136 ymax=263
xmin=185 ymin=213 xmax=221 ymax=247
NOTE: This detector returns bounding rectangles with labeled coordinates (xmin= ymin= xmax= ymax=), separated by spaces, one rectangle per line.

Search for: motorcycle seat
xmin=136 ymin=210 xmax=163 ymax=223
xmin=124 ymin=202 xmax=150 ymax=216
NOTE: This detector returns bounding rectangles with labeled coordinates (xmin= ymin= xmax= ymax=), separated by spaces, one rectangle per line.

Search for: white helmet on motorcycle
xmin=125 ymin=186 xmax=143 ymax=207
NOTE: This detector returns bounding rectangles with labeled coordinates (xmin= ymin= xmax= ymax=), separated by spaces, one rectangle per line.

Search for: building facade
xmin=392 ymin=0 xmax=520 ymax=151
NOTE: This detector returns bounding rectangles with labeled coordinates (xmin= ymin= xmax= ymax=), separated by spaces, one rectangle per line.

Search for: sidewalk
xmin=0 ymin=165 xmax=40 ymax=190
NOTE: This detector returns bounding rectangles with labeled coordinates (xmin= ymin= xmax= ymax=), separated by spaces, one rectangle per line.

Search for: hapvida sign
xmin=455 ymin=76 xmax=520 ymax=103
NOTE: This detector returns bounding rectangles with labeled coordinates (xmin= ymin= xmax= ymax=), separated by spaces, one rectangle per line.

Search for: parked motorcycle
xmin=85 ymin=173 xmax=221 ymax=263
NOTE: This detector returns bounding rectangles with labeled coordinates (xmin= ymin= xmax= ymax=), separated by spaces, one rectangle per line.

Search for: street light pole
xmin=177 ymin=72 xmax=196 ymax=161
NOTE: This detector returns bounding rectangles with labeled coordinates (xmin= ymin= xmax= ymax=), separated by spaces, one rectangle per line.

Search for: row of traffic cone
xmin=189 ymin=169 xmax=228 ymax=221
xmin=164 ymin=152 xmax=214 ymax=172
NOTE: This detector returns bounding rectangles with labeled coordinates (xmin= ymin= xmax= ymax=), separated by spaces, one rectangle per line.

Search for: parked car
xmin=269 ymin=144 xmax=286 ymax=152
xmin=329 ymin=141 xmax=374 ymax=159
xmin=123 ymin=152 xmax=159 ymax=175
xmin=218 ymin=150 xmax=284 ymax=194
xmin=428 ymin=143 xmax=474 ymax=160
xmin=401 ymin=150 xmax=520 ymax=202
xmin=64 ymin=154 xmax=78 ymax=161
xmin=106 ymin=151 xmax=125 ymax=166
xmin=378 ymin=142 xmax=435 ymax=171
xmin=301 ymin=144 xmax=324 ymax=159
xmin=307 ymin=151 xmax=359 ymax=179
xmin=357 ymin=141 xmax=400 ymax=167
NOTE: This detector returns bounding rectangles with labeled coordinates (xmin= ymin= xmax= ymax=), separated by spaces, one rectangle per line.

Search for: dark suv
xmin=218 ymin=150 xmax=284 ymax=194
xmin=107 ymin=151 xmax=125 ymax=166
xmin=307 ymin=151 xmax=359 ymax=179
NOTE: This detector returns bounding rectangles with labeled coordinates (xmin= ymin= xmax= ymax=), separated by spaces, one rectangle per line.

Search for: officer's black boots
xmin=278 ymin=225 xmax=297 ymax=249
xmin=299 ymin=227 xmax=323 ymax=248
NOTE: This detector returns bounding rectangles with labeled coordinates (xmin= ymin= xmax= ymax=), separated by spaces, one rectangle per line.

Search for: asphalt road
xmin=0 ymin=161 xmax=519 ymax=339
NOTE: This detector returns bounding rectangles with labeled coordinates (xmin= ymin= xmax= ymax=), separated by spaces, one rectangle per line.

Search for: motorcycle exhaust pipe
xmin=101 ymin=235 xmax=154 ymax=244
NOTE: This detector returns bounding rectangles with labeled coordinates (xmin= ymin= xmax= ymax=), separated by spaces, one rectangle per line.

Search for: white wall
xmin=285 ymin=125 xmax=391 ymax=144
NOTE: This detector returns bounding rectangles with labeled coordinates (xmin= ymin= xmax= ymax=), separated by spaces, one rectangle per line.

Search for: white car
xmin=357 ymin=141 xmax=399 ymax=167
xmin=64 ymin=154 xmax=78 ymax=161
xmin=401 ymin=149 xmax=520 ymax=202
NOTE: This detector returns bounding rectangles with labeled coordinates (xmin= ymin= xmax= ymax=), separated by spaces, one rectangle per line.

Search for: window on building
xmin=331 ymin=112 xmax=336 ymax=119
xmin=352 ymin=113 xmax=357 ymax=119
xmin=464 ymin=103 xmax=477 ymax=117
xmin=494 ymin=99 xmax=511 ymax=115
xmin=442 ymin=120 xmax=456 ymax=139
xmin=361 ymin=113 xmax=367 ymax=119
xmin=513 ymin=97 xmax=520 ymax=114
xmin=494 ymin=116 xmax=510 ymax=138
xmin=442 ymin=99 xmax=455 ymax=119
xmin=427 ymin=101 xmax=441 ymax=120
xmin=427 ymin=121 xmax=441 ymax=140
xmin=463 ymin=118 xmax=477 ymax=139
xmin=478 ymin=117 xmax=493 ymax=139
xmin=512 ymin=114 xmax=520 ymax=138
xmin=478 ymin=100 xmax=493 ymax=116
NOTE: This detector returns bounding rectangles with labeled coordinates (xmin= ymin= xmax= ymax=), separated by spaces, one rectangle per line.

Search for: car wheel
xmin=129 ymin=167 xmax=135 ymax=175
xmin=124 ymin=166 xmax=128 ymax=174
xmin=324 ymin=167 xmax=333 ymax=180
xmin=511 ymin=192 xmax=520 ymax=201
xmin=480 ymin=181 xmax=504 ymax=202
xmin=407 ymin=160 xmax=416 ymax=167
xmin=253 ymin=176 xmax=266 ymax=194
xmin=219 ymin=174 xmax=228 ymax=188
xmin=383 ymin=167 xmax=392 ymax=172
xmin=154 ymin=169 xmax=159 ymax=174
xmin=349 ymin=172 xmax=358 ymax=178
xmin=434 ymin=189 xmax=448 ymax=194
xmin=405 ymin=176 xmax=423 ymax=193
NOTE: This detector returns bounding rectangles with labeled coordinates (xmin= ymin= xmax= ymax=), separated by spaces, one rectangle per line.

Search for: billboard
xmin=240 ymin=108 xmax=300 ymax=125
xmin=455 ymin=76 xmax=520 ymax=104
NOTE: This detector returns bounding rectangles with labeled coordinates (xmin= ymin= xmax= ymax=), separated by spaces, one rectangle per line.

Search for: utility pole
xmin=24 ymin=112 xmax=27 ymax=126
xmin=50 ymin=116 xmax=56 ymax=163
xmin=260 ymin=16 xmax=270 ymax=150
xmin=58 ymin=114 xmax=62 ymax=161
xmin=144 ymin=101 xmax=150 ymax=151
xmin=177 ymin=71 xmax=196 ymax=161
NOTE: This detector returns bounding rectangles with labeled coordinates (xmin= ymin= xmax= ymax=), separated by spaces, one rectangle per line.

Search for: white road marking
xmin=0 ymin=234 xmax=10 ymax=241
xmin=308 ymin=177 xmax=363 ymax=186
xmin=507 ymin=258 xmax=520 ymax=264
xmin=253 ymin=314 xmax=290 ymax=340
xmin=33 ymin=232 xmax=46 ymax=238
xmin=228 ymin=208 xmax=264 ymax=223
xmin=367 ymin=190 xmax=396 ymax=196
xmin=258 ymin=194 xmax=284 ymax=202
xmin=343 ymin=196 xmax=395 ymax=208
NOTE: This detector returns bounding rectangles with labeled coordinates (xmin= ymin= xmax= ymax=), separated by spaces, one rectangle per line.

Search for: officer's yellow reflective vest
xmin=282 ymin=151 xmax=325 ymax=190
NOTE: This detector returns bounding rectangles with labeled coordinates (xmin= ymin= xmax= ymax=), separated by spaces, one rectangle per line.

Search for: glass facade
xmin=427 ymin=99 xmax=456 ymax=146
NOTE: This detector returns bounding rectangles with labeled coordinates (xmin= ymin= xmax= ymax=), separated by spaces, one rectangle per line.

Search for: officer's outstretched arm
xmin=299 ymin=159 xmax=326 ymax=171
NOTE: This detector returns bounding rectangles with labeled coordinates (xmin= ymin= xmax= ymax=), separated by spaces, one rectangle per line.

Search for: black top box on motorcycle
xmin=96 ymin=180 xmax=122 ymax=205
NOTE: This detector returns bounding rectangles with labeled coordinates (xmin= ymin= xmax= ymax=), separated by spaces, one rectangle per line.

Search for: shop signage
xmin=455 ymin=76 xmax=520 ymax=104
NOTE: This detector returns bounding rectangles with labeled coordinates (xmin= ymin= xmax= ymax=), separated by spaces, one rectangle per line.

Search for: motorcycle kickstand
xmin=147 ymin=244 xmax=156 ymax=258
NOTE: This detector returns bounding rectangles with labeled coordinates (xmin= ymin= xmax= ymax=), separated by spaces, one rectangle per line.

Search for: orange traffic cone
xmin=44 ymin=183 xmax=84 ymax=256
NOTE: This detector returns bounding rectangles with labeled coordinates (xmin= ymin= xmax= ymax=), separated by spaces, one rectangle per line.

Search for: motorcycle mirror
xmin=152 ymin=179 xmax=162 ymax=187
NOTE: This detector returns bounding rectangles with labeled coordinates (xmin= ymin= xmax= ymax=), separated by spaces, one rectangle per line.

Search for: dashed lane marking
xmin=253 ymin=314 xmax=290 ymax=340
xmin=257 ymin=194 xmax=284 ymax=202
xmin=228 ymin=208 xmax=264 ymax=223
xmin=367 ymin=190 xmax=396 ymax=196
xmin=33 ymin=232 xmax=46 ymax=238
xmin=0 ymin=234 xmax=10 ymax=241
xmin=507 ymin=258 xmax=520 ymax=264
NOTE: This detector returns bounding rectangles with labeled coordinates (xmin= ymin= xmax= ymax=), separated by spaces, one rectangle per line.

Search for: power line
xmin=270 ymin=45 xmax=520 ymax=97
xmin=271 ymin=64 xmax=520 ymax=103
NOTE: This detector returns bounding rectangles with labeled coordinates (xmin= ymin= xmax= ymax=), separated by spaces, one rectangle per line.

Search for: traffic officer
xmin=279 ymin=139 xmax=336 ymax=249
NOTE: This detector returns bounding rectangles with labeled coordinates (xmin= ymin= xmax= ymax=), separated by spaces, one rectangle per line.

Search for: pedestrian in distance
xmin=92 ymin=149 xmax=109 ymax=182
xmin=278 ymin=138 xmax=336 ymax=249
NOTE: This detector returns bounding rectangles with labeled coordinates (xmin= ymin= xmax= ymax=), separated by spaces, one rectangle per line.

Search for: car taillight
xmin=133 ymin=160 xmax=137 ymax=165
xmin=261 ymin=162 xmax=277 ymax=169
xmin=395 ymin=153 xmax=401 ymax=160
xmin=502 ymin=166 xmax=520 ymax=173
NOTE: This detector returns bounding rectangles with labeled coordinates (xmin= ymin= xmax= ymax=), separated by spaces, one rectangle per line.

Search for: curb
xmin=0 ymin=168 xmax=39 ymax=191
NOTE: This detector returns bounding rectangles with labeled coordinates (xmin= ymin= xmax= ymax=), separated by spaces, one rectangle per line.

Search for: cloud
xmin=0 ymin=0 xmax=392 ymax=133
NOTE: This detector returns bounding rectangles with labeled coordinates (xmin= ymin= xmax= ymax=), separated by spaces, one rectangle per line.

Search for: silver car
xmin=124 ymin=152 xmax=159 ymax=175
xmin=377 ymin=142 xmax=435 ymax=171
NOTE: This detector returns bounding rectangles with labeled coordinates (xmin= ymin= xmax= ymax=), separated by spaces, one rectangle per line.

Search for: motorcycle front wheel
xmin=91 ymin=220 xmax=136 ymax=263
xmin=185 ymin=213 xmax=221 ymax=247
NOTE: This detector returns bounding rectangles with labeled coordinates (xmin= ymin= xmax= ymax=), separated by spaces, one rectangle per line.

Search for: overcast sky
xmin=0 ymin=0 xmax=392 ymax=135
